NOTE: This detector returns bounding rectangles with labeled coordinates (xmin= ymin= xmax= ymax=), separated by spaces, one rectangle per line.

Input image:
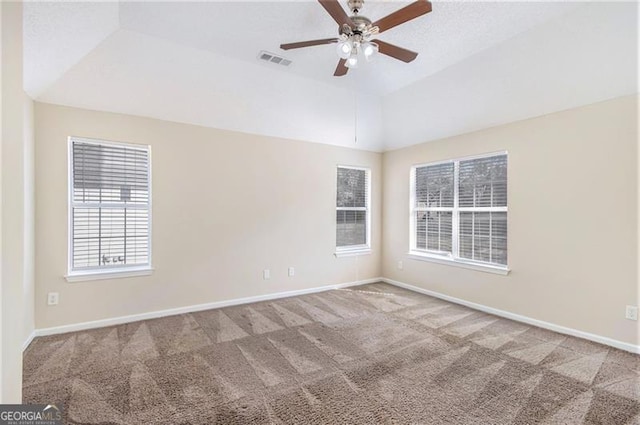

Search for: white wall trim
xmin=29 ymin=275 xmax=638 ymax=354
xmin=382 ymin=277 xmax=640 ymax=354
xmin=22 ymin=331 xmax=36 ymax=352
xmin=31 ymin=277 xmax=382 ymax=339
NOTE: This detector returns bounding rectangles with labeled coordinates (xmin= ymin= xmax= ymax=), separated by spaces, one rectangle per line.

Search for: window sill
xmin=334 ymin=248 xmax=372 ymax=258
xmin=407 ymin=252 xmax=510 ymax=275
xmin=65 ymin=267 xmax=154 ymax=283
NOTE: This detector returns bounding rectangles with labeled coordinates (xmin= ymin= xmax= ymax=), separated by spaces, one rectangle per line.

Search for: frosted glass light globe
xmin=345 ymin=52 xmax=358 ymax=68
xmin=362 ymin=41 xmax=378 ymax=59
xmin=336 ymin=40 xmax=352 ymax=59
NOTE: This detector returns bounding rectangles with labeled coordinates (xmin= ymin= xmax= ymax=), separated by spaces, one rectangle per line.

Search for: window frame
xmin=66 ymin=136 xmax=153 ymax=281
xmin=409 ymin=151 xmax=509 ymax=274
xmin=335 ymin=165 xmax=372 ymax=257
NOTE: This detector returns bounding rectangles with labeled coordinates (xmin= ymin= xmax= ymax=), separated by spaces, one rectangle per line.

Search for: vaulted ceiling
xmin=24 ymin=1 xmax=638 ymax=152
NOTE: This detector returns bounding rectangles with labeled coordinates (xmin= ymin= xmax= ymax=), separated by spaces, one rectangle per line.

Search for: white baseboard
xmin=382 ymin=278 xmax=640 ymax=354
xmin=22 ymin=330 xmax=36 ymax=351
xmin=31 ymin=276 xmax=637 ymax=355
xmin=32 ymin=277 xmax=383 ymax=340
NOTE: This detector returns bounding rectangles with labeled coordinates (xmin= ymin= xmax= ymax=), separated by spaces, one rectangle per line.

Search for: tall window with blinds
xmin=69 ymin=138 xmax=151 ymax=274
xmin=414 ymin=162 xmax=454 ymax=254
xmin=410 ymin=153 xmax=507 ymax=268
xmin=336 ymin=166 xmax=371 ymax=252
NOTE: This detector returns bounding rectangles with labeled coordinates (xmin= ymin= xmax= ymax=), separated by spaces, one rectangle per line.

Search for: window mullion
xmin=452 ymin=161 xmax=460 ymax=259
xmin=489 ymin=211 xmax=493 ymax=264
xmin=98 ymin=206 xmax=102 ymax=267
xmin=437 ymin=211 xmax=441 ymax=251
xmin=71 ymin=202 xmax=148 ymax=209
xmin=471 ymin=212 xmax=476 ymax=261
xmin=336 ymin=207 xmax=367 ymax=211
xmin=124 ymin=207 xmax=127 ymax=265
xmin=410 ymin=167 xmax=416 ymax=251
xmin=458 ymin=206 xmax=507 ymax=212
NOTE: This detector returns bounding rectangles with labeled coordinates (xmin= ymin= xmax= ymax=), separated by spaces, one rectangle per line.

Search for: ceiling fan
xmin=280 ymin=0 xmax=432 ymax=77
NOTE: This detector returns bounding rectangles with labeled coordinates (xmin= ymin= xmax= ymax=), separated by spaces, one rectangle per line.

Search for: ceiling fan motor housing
xmin=351 ymin=15 xmax=372 ymax=32
xmin=340 ymin=15 xmax=373 ymax=38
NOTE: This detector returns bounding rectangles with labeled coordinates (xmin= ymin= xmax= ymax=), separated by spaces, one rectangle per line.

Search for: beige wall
xmin=383 ymin=95 xmax=639 ymax=346
xmin=32 ymin=94 xmax=639 ymax=348
xmin=23 ymin=96 xmax=35 ymax=346
xmin=35 ymin=103 xmax=382 ymax=329
xmin=1 ymin=1 xmax=35 ymax=402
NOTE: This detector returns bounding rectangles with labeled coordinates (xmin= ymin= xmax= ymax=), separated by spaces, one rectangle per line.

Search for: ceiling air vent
xmin=258 ymin=51 xmax=292 ymax=67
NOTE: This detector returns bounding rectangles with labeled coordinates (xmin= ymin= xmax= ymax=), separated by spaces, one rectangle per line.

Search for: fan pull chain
xmin=354 ymin=97 xmax=358 ymax=145
xmin=354 ymin=81 xmax=358 ymax=145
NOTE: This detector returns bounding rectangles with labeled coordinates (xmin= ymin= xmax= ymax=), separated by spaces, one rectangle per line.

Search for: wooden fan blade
xmin=372 ymin=39 xmax=418 ymax=63
xmin=334 ymin=58 xmax=348 ymax=76
xmin=318 ymin=0 xmax=355 ymax=27
xmin=280 ymin=38 xmax=339 ymax=50
xmin=372 ymin=0 xmax=432 ymax=34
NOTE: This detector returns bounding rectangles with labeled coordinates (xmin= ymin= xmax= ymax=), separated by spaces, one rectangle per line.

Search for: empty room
xmin=0 ymin=0 xmax=638 ymax=423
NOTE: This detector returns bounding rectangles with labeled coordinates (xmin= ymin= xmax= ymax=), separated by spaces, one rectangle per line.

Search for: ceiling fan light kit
xmin=336 ymin=34 xmax=379 ymax=68
xmin=280 ymin=0 xmax=432 ymax=76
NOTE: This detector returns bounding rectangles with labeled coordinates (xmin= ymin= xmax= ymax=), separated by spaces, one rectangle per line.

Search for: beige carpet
xmin=23 ymin=282 xmax=639 ymax=424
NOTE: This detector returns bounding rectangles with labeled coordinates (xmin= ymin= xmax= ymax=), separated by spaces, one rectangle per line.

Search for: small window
xmin=411 ymin=153 xmax=507 ymax=268
xmin=336 ymin=166 xmax=371 ymax=254
xmin=68 ymin=137 xmax=151 ymax=276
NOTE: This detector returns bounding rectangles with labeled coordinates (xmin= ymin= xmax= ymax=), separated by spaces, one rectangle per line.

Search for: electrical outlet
xmin=397 ymin=260 xmax=403 ymax=270
xmin=47 ymin=292 xmax=59 ymax=306
xmin=263 ymin=269 xmax=270 ymax=280
xmin=625 ymin=305 xmax=638 ymax=321
xmin=288 ymin=267 xmax=295 ymax=277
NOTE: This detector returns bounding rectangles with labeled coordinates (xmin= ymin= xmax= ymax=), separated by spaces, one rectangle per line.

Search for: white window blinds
xmin=414 ymin=162 xmax=454 ymax=254
xmin=458 ymin=154 xmax=508 ymax=265
xmin=70 ymin=138 xmax=151 ymax=272
xmin=336 ymin=166 xmax=370 ymax=249
xmin=411 ymin=153 xmax=507 ymax=267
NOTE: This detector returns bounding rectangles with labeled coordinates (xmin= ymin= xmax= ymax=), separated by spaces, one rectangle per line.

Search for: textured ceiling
xmin=24 ymin=1 xmax=119 ymax=98
xmin=383 ymin=1 xmax=639 ymax=149
xmin=116 ymin=1 xmax=581 ymax=95
xmin=23 ymin=1 xmax=638 ymax=152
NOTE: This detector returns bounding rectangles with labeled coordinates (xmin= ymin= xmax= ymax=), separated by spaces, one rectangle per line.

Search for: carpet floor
xmin=23 ymin=282 xmax=639 ymax=424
